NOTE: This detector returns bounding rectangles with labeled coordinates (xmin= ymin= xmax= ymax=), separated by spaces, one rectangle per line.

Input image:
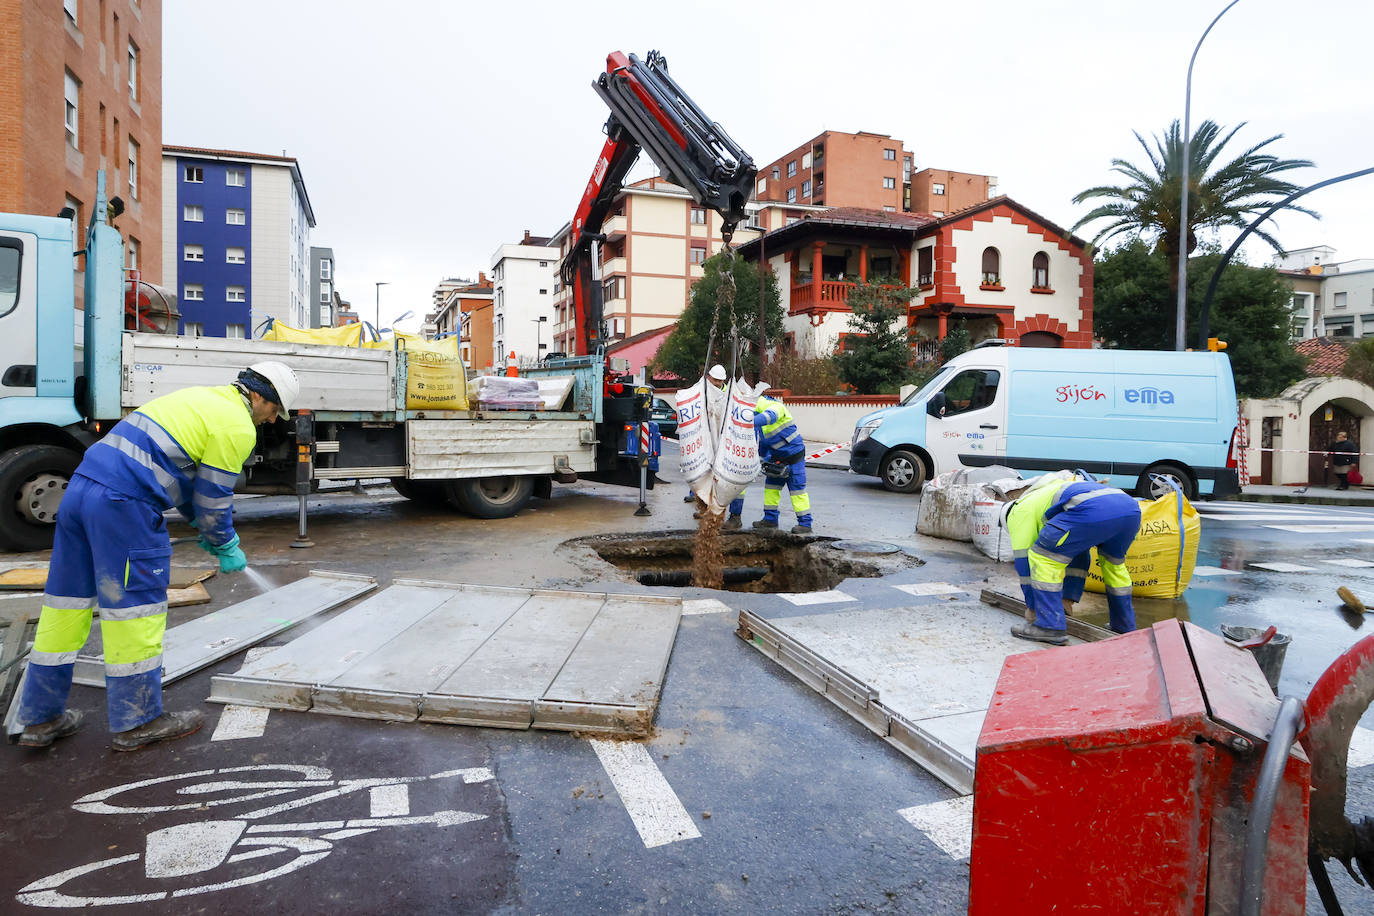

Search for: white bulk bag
xmin=710 ymin=379 xmax=764 ymax=510
xmin=676 ymin=376 xmax=725 ymax=501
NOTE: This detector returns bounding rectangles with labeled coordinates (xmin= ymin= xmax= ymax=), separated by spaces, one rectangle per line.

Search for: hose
xmin=1239 ymin=695 xmax=1306 ymax=916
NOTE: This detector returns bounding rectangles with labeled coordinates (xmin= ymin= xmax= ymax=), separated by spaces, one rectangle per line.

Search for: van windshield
xmin=901 ymin=368 xmax=954 ymax=406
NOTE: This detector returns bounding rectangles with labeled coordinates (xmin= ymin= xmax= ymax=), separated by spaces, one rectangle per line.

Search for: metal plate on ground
xmin=71 ymin=571 xmax=377 ymax=688
xmin=827 ymin=540 xmax=902 ymax=556
xmin=737 ymin=601 xmax=1074 ymax=795
xmin=209 ymin=580 xmax=682 ymax=736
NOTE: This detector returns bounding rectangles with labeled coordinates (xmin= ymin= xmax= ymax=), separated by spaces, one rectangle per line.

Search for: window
xmin=226 ymin=168 xmax=246 ymax=187
xmin=183 ymin=284 xmax=203 ymax=301
xmin=127 ymin=41 xmax=138 ymax=101
xmin=65 ymin=195 xmax=82 ymax=252
xmin=801 ymin=152 xmax=811 ymax=170
xmin=933 ymin=182 xmax=946 ymax=196
xmin=883 ymin=148 xmax=896 ymax=160
xmin=883 ymin=205 xmax=896 ymax=212
xmin=63 ymin=0 xmax=77 ymax=22
xmin=320 ymin=260 xmax=331 ymax=279
xmin=981 ymin=247 xmax=1001 ymax=285
xmin=0 ymin=242 xmax=19 ymax=318
xmin=226 ymin=208 xmax=246 ymax=226
xmin=183 ymin=321 xmax=203 ymax=337
xmin=539 ymin=260 xmax=548 ymax=267
xmin=184 ymin=244 xmax=203 ymax=262
xmin=786 ymin=188 xmax=797 ymax=203
xmin=539 ymin=288 xmax=548 ymax=295
xmin=918 ymin=247 xmax=934 ymax=286
xmin=127 ymin=136 xmax=138 ymax=199
xmin=757 ymin=178 xmax=767 ymax=195
xmin=771 ymin=166 xmax=780 ymax=180
xmin=932 ymin=211 xmax=945 ymax=218
xmin=184 ymin=205 xmax=203 ymax=222
xmin=690 ymin=244 xmax=707 ymax=265
xmin=184 ymin=165 xmax=203 ymax=183
xmin=1032 ymin=252 xmax=1050 ymax=289
xmin=320 ymin=289 xmax=331 ymax=304
xmin=226 ymin=286 xmax=245 ymax=303
xmin=1335 ymin=291 xmax=1348 ymax=310
xmin=801 ymin=179 xmax=811 ymax=199
xmin=64 ymin=71 xmax=79 ymax=148
xmin=933 ymin=369 xmax=1001 ymax=417
xmin=787 ymin=160 xmax=797 ymax=178
xmin=882 ymin=177 xmax=896 ymax=190
xmin=225 ymin=324 xmax=246 ymax=339
xmin=226 ymin=246 xmax=245 ymax=264
xmin=690 ymin=208 xmax=706 ymax=225
xmin=602 ymin=277 xmax=624 ymax=301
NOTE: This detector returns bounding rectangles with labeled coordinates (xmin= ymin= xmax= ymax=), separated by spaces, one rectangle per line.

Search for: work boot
xmin=112 ymin=710 xmax=205 ymax=753
xmin=1010 ymin=622 xmax=1068 ymax=646
xmin=722 ymin=514 xmax=742 ymax=531
xmin=752 ymin=519 xmax=778 ymax=530
xmin=791 ymin=525 xmax=813 ymax=535
xmin=17 ymin=710 xmax=84 ymax=748
xmin=683 ymin=494 xmax=696 ymax=503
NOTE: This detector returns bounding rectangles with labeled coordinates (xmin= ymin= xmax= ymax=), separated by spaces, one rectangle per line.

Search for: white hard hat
xmin=247 ymin=361 xmax=301 ymax=410
xmin=708 ymin=364 xmax=727 ymax=382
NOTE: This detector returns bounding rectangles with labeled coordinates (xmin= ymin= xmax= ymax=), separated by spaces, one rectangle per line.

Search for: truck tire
xmin=1137 ymin=462 xmax=1196 ymax=501
xmin=444 ymin=476 xmax=535 ymax=519
xmin=390 ymin=477 xmax=446 ymax=503
xmin=0 ymin=444 xmax=82 ymax=552
xmin=880 ymin=449 xmax=926 ymax=494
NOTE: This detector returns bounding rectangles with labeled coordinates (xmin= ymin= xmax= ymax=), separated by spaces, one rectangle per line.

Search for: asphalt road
xmin=3 ymin=450 xmax=1373 ymax=914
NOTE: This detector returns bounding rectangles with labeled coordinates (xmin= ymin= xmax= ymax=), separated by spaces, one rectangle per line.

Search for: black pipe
xmin=1197 ymin=167 xmax=1374 ymax=350
xmin=1239 ymin=695 xmax=1306 ymax=916
xmin=1308 ymin=852 xmax=1345 ymax=916
xmin=637 ymin=566 xmax=769 ymax=587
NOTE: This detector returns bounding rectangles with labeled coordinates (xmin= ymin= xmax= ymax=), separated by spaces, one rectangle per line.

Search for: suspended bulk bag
xmin=710 ymin=379 xmax=763 ymax=510
xmin=1085 ymin=483 xmax=1201 ymax=599
xmin=676 ymin=376 xmax=723 ymax=501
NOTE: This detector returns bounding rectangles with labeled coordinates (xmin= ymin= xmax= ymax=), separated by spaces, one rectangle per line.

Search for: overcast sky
xmin=164 ymin=0 xmax=1374 ymax=333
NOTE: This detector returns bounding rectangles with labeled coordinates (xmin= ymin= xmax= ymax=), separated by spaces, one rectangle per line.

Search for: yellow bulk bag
xmin=260 ymin=321 xmax=363 ymax=347
xmin=1085 ymin=487 xmax=1200 ymax=599
xmin=383 ymin=333 xmax=468 ymax=410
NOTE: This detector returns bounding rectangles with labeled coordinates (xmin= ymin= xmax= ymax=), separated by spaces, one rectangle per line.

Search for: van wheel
xmin=1137 ymin=463 xmax=1196 ymax=501
xmin=0 ymin=445 xmax=81 ymax=552
xmin=390 ymin=477 xmax=446 ymax=503
xmin=880 ymin=450 xmax=926 ymax=493
xmin=444 ymin=476 xmax=535 ymax=519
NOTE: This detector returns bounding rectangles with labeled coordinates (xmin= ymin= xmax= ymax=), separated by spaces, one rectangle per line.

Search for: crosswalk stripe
xmin=779 ymin=589 xmax=856 ymax=606
xmin=210 ymin=647 xmax=276 ymax=742
xmin=894 ymin=583 xmax=965 ymax=597
xmin=898 ymin=796 xmax=973 ymax=859
xmin=590 ymin=738 xmax=701 ymax=849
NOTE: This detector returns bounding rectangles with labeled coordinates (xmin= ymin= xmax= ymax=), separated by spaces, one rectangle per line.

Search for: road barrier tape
xmin=806 ymin=442 xmax=851 ymax=460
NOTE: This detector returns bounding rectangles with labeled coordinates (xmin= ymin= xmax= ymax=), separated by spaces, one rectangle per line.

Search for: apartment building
xmin=428 ymin=274 xmax=494 ymax=368
xmin=309 ymin=247 xmax=334 ymax=328
xmin=491 ymin=232 xmax=557 ymax=369
xmin=0 ymin=0 xmax=163 ymax=302
xmin=161 ymin=146 xmax=316 ymax=337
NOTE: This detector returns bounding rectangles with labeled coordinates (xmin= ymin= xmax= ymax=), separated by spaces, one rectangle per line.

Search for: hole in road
xmin=574 ymin=531 xmax=920 ymax=593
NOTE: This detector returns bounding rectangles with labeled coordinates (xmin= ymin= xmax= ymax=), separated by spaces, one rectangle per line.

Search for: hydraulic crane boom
xmin=561 ymin=50 xmax=757 ymax=356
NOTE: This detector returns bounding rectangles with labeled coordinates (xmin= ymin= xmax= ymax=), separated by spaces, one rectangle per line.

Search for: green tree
xmin=651 ymin=254 xmax=783 ymax=383
xmin=1092 ymin=240 xmax=1307 ymax=397
xmin=833 ymin=281 xmax=919 ymax=394
xmin=1340 ymin=340 xmax=1371 ymax=385
xmin=1072 ymin=120 xmax=1315 ymax=304
xmin=940 ymin=322 xmax=972 ymax=361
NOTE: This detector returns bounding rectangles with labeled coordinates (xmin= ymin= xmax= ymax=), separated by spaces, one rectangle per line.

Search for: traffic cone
xmin=506 ymin=350 xmax=518 ymax=377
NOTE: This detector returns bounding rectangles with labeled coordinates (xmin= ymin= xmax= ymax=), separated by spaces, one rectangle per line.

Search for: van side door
xmin=924 ymin=367 xmax=1006 ymax=472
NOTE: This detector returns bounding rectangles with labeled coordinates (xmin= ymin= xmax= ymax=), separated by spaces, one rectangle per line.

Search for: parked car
xmin=651 ymin=397 xmax=679 ymax=438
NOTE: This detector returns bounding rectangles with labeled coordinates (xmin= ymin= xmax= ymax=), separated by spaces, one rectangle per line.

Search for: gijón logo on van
xmin=1124 ymin=387 xmax=1175 ymax=407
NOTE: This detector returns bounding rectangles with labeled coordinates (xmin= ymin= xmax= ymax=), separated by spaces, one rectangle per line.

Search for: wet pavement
xmin=3 ymin=451 xmax=1373 ymax=914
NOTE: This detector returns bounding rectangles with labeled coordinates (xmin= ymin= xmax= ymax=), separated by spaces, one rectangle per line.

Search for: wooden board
xmin=0 ymin=565 xmax=215 ymax=591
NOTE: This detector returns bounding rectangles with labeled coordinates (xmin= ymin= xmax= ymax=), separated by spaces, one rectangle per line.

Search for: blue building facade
xmin=172 ymin=157 xmax=252 ymax=337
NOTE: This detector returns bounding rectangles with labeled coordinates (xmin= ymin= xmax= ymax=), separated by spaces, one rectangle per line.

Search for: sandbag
xmin=970 ymin=477 xmax=1022 ymax=562
xmin=395 ymin=333 xmax=468 ymax=410
xmin=260 ymin=320 xmax=363 ymax=347
xmin=676 ymin=376 xmax=726 ymax=501
xmin=1085 ymin=486 xmax=1200 ymax=599
xmin=710 ymin=379 xmax=763 ymax=510
xmin=916 ymin=470 xmax=979 ymax=541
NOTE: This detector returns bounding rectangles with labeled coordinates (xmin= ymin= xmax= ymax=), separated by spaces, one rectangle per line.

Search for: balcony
xmin=789 ymin=279 xmax=902 ymax=309
xmin=601 ymin=256 xmax=627 ymax=276
xmin=603 ymin=214 xmax=628 ymax=239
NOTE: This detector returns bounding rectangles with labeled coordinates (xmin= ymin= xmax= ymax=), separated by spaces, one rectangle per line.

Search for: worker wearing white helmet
xmin=14 ymin=361 xmax=300 ymax=752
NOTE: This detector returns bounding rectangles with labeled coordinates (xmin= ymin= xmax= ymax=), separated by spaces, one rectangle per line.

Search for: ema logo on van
xmin=1124 ymin=387 xmax=1175 ymax=406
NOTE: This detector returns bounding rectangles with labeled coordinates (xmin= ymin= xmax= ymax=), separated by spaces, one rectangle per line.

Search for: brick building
xmin=428 ymin=274 xmax=495 ymax=369
xmin=0 ymin=0 xmax=163 ymax=302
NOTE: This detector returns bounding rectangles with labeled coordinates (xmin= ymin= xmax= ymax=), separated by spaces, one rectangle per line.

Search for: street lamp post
xmin=374 ymin=281 xmax=390 ymax=334
xmin=1176 ymin=0 xmax=1242 ymax=350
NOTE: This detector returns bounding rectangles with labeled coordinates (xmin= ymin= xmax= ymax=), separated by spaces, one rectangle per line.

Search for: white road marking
xmin=1191 ymin=566 xmax=1243 ymax=577
xmin=681 ymin=599 xmax=732 ymax=616
xmin=211 ymin=647 xmax=278 ymax=742
xmin=779 ymin=589 xmax=856 ymax=605
xmin=589 ymin=738 xmax=701 ymax=849
xmin=1266 ymin=525 xmax=1374 ymax=533
xmin=898 ymin=795 xmax=974 ymax=860
xmin=1200 ymin=513 xmax=1373 ymax=522
xmin=1325 ymin=558 xmax=1374 ymax=568
xmin=1249 ymin=562 xmax=1317 ymax=573
xmin=369 ymin=784 xmax=410 ymax=817
xmin=894 ymin=583 xmax=965 ymax=597
xmin=1350 ymin=727 xmax=1374 ymax=769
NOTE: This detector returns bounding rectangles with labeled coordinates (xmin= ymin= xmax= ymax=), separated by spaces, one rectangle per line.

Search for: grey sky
xmin=164 ymin=0 xmax=1374 ymax=333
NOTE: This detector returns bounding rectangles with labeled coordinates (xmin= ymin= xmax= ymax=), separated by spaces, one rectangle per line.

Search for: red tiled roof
xmin=800 ymin=207 xmax=936 ymax=229
xmin=1296 ymin=336 xmax=1349 ymax=376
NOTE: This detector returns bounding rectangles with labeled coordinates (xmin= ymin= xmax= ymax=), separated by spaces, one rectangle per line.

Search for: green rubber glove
xmin=203 ymin=534 xmax=247 ymax=574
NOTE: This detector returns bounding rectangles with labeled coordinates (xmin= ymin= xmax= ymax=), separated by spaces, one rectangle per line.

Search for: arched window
xmin=981 ymin=247 xmax=1000 ymax=286
xmin=1032 ymin=252 xmax=1050 ymax=289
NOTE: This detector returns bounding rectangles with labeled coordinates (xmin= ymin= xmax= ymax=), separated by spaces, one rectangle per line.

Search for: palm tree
xmin=1072 ymin=119 xmax=1315 ymax=302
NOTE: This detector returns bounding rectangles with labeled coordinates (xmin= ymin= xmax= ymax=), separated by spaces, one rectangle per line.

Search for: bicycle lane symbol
xmin=16 ymin=763 xmax=495 ymax=908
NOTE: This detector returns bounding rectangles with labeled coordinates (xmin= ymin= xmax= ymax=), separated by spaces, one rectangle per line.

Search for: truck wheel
xmin=880 ymin=450 xmax=926 ymax=493
xmin=1137 ymin=463 xmax=1196 ymax=501
xmin=444 ymin=476 xmax=535 ymax=519
xmin=390 ymin=477 xmax=446 ymax=503
xmin=0 ymin=445 xmax=82 ymax=552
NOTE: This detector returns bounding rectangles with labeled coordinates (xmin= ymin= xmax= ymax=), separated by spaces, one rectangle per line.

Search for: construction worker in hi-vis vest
xmin=750 ymin=393 xmax=813 ymax=535
xmin=1007 ymin=475 xmax=1140 ymax=645
xmin=15 ymin=362 xmax=300 ymax=752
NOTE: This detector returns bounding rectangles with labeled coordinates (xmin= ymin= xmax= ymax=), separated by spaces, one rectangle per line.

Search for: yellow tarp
xmin=1086 ymin=489 xmax=1200 ymax=599
xmin=259 ymin=321 xmax=364 ymax=348
xmin=368 ymin=333 xmax=468 ymax=410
